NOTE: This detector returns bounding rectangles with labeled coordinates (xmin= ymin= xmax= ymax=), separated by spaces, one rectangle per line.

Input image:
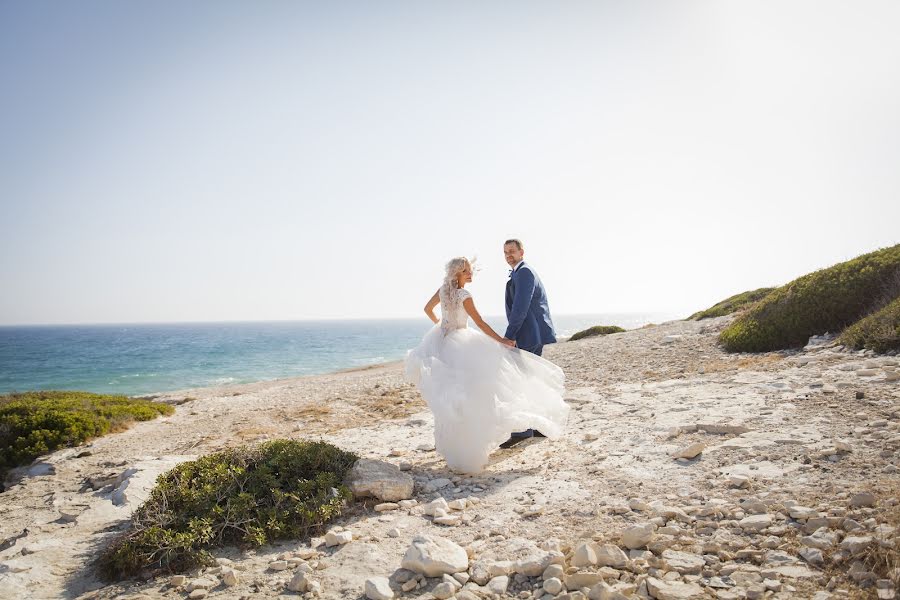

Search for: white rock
xmin=399 ymin=499 xmax=418 ymax=509
xmin=543 ymin=577 xmax=564 ymax=594
xmin=185 ymin=578 xmax=216 ymax=592
xmin=170 ymin=575 xmax=188 ymax=587
xmin=740 ymin=514 xmax=773 ymax=531
xmin=432 ymin=582 xmax=456 ymax=599
xmin=374 ymin=502 xmax=399 ymax=512
xmin=434 ymin=515 xmax=462 ymax=526
xmin=424 ymin=478 xmax=453 ymax=493
xmin=595 ymin=544 xmax=629 ymax=568
xmin=673 ymin=442 xmax=704 ymax=459
xmin=288 ymin=571 xmax=311 ymax=593
xmin=222 ymin=569 xmax=239 ymax=586
xmin=448 ymin=499 xmax=467 ymax=511
xmin=662 ymin=549 xmax=705 ymax=574
xmin=325 ymin=530 xmax=353 ymax=547
xmin=401 ymin=535 xmax=469 ymax=576
xmin=571 ymin=542 xmax=598 ymax=567
xmin=268 ymin=560 xmax=289 ymax=571
xmin=622 ymin=523 xmax=656 ymax=549
xmin=345 ymin=459 xmax=414 ymax=501
xmin=365 ymin=577 xmax=394 ymax=600
xmin=646 ymin=576 xmax=705 ymax=599
xmin=424 ymin=498 xmax=450 ymax=516
xmin=486 ymin=575 xmax=510 ymax=594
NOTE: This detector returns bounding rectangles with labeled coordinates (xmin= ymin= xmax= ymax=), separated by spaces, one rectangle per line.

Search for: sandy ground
xmin=0 ymin=317 xmax=898 ymax=600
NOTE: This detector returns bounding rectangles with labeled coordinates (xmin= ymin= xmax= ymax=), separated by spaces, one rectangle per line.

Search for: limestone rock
xmin=622 ymin=523 xmax=656 ymax=549
xmin=543 ymin=577 xmax=564 ymax=595
xmin=365 ymin=577 xmax=394 ymax=600
xmin=662 ymin=549 xmax=705 ymax=574
xmin=345 ymin=459 xmax=414 ymax=501
xmin=401 ymin=535 xmax=469 ymax=576
xmin=432 ymin=582 xmax=455 ymax=599
xmin=646 ymin=576 xmax=705 ymax=599
xmin=595 ymin=544 xmax=629 ymax=569
xmin=673 ymin=442 xmax=704 ymax=459
xmin=325 ymin=530 xmax=353 ymax=546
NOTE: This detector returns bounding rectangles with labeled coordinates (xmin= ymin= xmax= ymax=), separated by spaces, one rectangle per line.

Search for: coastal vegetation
xmin=569 ymin=325 xmax=626 ymax=342
xmin=838 ymin=296 xmax=900 ymax=352
xmin=0 ymin=391 xmax=173 ymax=482
xmin=719 ymin=244 xmax=900 ymax=352
xmin=97 ymin=440 xmax=358 ymax=579
xmin=688 ymin=287 xmax=775 ymax=320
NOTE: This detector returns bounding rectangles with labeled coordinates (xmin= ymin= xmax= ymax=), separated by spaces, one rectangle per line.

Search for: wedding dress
xmin=405 ymin=286 xmax=569 ymax=473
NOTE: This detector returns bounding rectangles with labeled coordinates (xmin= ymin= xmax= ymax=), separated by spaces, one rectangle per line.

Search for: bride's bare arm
xmin=463 ymin=298 xmax=515 ymax=346
xmin=424 ymin=290 xmax=440 ymax=324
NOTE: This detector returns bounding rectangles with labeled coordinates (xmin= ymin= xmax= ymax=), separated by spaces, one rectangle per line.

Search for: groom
xmin=499 ymin=238 xmax=558 ymax=448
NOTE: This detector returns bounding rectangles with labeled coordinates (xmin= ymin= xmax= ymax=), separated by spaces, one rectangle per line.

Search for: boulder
xmin=401 ymin=535 xmax=469 ymax=576
xmin=345 ymin=459 xmax=414 ymax=501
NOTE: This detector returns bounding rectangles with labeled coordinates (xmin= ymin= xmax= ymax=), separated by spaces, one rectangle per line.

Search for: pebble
xmin=673 ymin=442 xmax=705 ymax=459
xmin=325 ymin=530 xmax=353 ymax=546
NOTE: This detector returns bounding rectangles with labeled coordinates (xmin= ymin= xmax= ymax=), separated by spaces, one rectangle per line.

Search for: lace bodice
xmin=440 ymin=288 xmax=471 ymax=331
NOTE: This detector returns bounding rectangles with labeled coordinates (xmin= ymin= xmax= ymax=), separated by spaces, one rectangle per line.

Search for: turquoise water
xmin=0 ymin=313 xmax=675 ymax=396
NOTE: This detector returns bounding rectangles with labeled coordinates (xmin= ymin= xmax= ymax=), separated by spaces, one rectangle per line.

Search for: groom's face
xmin=504 ymin=243 xmax=524 ymax=267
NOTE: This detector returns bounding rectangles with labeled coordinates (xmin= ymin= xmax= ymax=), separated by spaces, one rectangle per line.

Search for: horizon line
xmin=0 ymin=310 xmax=686 ymax=329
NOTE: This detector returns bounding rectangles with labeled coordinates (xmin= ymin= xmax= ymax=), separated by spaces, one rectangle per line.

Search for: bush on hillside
xmin=97 ymin=440 xmax=358 ymax=580
xmin=0 ymin=391 xmax=174 ymax=480
xmin=720 ymin=244 xmax=900 ymax=352
xmin=688 ymin=287 xmax=775 ymax=320
xmin=839 ymin=296 xmax=900 ymax=353
xmin=569 ymin=325 xmax=626 ymax=342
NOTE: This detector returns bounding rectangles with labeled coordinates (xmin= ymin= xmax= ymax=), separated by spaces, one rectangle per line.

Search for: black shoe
xmin=532 ymin=430 xmax=546 ymax=438
xmin=499 ymin=431 xmax=533 ymax=449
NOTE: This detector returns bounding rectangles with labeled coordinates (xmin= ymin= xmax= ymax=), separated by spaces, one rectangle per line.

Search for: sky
xmin=1 ymin=1 xmax=899 ymax=325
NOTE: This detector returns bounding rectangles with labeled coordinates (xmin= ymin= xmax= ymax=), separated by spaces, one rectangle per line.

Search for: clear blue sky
xmin=2 ymin=1 xmax=899 ymax=325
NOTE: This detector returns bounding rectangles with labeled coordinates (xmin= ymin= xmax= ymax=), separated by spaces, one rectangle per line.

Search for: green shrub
xmin=689 ymin=287 xmax=775 ymax=320
xmin=720 ymin=244 xmax=900 ymax=352
xmin=839 ymin=296 xmax=900 ymax=353
xmin=569 ymin=325 xmax=626 ymax=342
xmin=0 ymin=391 xmax=174 ymax=480
xmin=97 ymin=440 xmax=358 ymax=580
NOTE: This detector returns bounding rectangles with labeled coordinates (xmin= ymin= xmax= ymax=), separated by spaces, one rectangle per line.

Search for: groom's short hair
xmin=504 ymin=238 xmax=523 ymax=250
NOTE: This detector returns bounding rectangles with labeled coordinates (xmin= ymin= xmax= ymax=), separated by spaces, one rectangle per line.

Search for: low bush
xmin=720 ymin=244 xmax=900 ymax=352
xmin=839 ymin=296 xmax=900 ymax=353
xmin=688 ymin=287 xmax=775 ymax=320
xmin=569 ymin=325 xmax=626 ymax=342
xmin=97 ymin=439 xmax=358 ymax=580
xmin=0 ymin=391 xmax=173 ymax=480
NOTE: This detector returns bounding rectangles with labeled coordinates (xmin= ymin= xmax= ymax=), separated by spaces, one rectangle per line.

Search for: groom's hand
xmin=502 ymin=338 xmax=517 ymax=347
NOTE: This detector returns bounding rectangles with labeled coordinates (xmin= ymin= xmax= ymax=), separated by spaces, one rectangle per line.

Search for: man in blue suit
xmin=500 ymin=238 xmax=558 ymax=448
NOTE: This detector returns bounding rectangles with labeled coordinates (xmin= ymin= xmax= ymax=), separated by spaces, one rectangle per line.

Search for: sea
xmin=0 ymin=313 xmax=677 ymax=397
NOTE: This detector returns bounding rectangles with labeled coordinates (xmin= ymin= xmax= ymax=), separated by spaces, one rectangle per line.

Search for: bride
xmin=405 ymin=257 xmax=569 ymax=474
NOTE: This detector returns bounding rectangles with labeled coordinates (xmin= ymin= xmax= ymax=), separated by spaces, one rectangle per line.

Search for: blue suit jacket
xmin=504 ymin=262 xmax=557 ymax=350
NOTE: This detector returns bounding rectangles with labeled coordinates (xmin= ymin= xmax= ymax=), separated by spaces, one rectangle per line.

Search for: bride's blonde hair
xmin=440 ymin=257 xmax=476 ymax=308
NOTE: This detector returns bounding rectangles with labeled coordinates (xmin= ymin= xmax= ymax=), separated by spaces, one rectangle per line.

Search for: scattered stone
xmin=325 ymin=530 xmax=353 ymax=546
xmin=424 ymin=478 xmax=453 ymax=493
xmin=424 ymin=498 xmax=450 ymax=516
xmin=739 ymin=514 xmax=773 ymax=531
xmin=673 ymin=442 xmax=705 ymax=460
xmin=268 ymin=560 xmax=289 ymax=571
xmin=622 ymin=523 xmax=656 ymax=549
xmin=595 ymin=544 xmax=629 ymax=569
xmin=432 ymin=582 xmax=455 ymax=599
xmin=365 ymin=577 xmax=394 ymax=600
xmin=222 ymin=569 xmax=239 ymax=586
xmin=646 ymin=576 xmax=704 ymax=599
xmin=374 ymin=502 xmax=399 ymax=512
xmin=287 ymin=571 xmax=312 ymax=593
xmin=543 ymin=577 xmax=564 ymax=595
xmin=850 ymin=492 xmax=876 ymax=508
xmin=662 ymin=549 xmax=705 ymax=574
xmin=345 ymin=459 xmax=414 ymax=501
xmin=401 ymin=535 xmax=469 ymax=576
xmin=799 ymin=547 xmax=825 ymax=566
xmin=170 ymin=575 xmax=187 ymax=587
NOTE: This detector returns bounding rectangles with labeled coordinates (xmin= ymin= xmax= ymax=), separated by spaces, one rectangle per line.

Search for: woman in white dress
xmin=405 ymin=257 xmax=569 ymax=474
